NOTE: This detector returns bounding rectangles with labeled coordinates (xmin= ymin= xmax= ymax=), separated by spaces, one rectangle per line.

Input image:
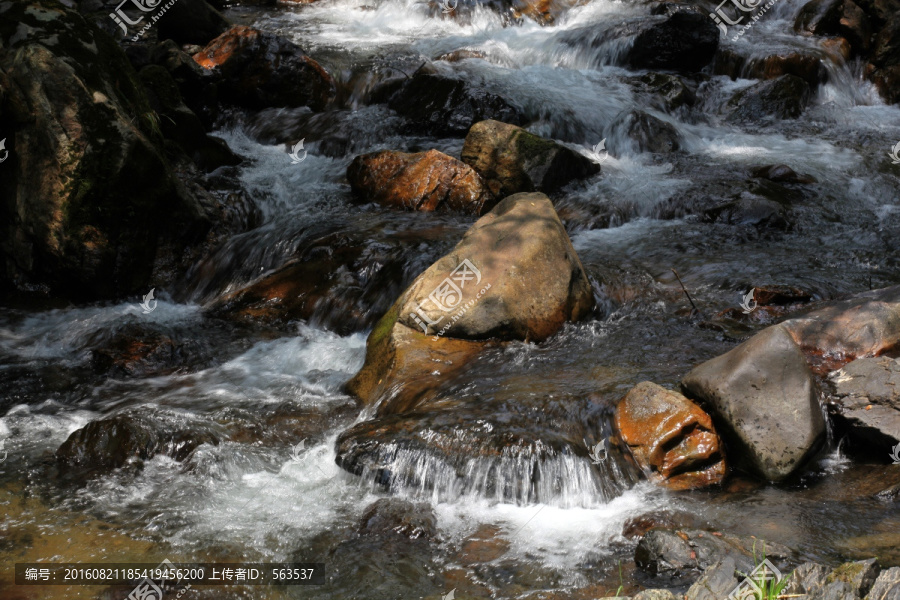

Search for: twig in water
xmin=671 ymin=268 xmax=701 ymax=317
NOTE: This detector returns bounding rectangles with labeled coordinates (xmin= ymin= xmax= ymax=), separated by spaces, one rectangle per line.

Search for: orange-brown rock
xmin=347 ymin=149 xmax=496 ymax=215
xmin=615 ymin=382 xmax=726 ymax=490
xmin=193 ymin=25 xmax=335 ymax=110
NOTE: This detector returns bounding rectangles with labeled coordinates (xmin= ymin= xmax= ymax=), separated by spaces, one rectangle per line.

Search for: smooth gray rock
xmin=685 ymin=558 xmax=738 ymax=600
xmin=785 ymin=562 xmax=829 ymax=596
xmin=681 ymin=324 xmax=826 ymax=481
xmin=825 ymin=559 xmax=880 ymax=598
xmin=828 ymin=356 xmax=900 ymax=448
xmin=819 ymin=580 xmax=858 ymax=600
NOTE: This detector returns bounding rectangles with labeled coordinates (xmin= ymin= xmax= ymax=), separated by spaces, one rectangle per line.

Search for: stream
xmin=2 ymin=0 xmax=900 ymax=598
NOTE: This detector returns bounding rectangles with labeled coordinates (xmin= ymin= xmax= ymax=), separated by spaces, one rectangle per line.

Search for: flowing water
xmin=3 ymin=0 xmax=900 ymax=598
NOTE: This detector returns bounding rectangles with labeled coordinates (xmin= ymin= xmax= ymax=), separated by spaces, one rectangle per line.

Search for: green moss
xmin=514 ymin=129 xmax=556 ymax=160
xmin=825 ymin=561 xmax=868 ymax=585
xmin=369 ymin=301 xmax=401 ymax=350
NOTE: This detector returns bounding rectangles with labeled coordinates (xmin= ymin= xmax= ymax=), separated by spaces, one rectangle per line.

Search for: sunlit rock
xmin=461 ymin=120 xmax=600 ymax=198
xmin=615 ymin=382 xmax=726 ymax=490
xmin=347 ymin=149 xmax=496 ymax=215
xmin=682 ymin=324 xmax=826 ymax=481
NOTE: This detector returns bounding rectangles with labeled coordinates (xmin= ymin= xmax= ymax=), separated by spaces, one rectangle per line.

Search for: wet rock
xmin=608 ymin=110 xmax=682 ymax=154
xmin=868 ymin=14 xmax=900 ymax=104
xmin=633 ymin=591 xmax=678 ymax=600
xmin=636 ymin=527 xmax=791 ymax=577
xmin=615 ymin=382 xmax=726 ymax=490
xmin=346 ymin=192 xmax=593 ymax=412
xmin=138 ymin=65 xmax=240 ymax=171
xmin=0 ymin=0 xmax=211 ymax=300
xmin=90 ymin=324 xmax=198 ymax=378
xmin=713 ymin=49 xmax=829 ymax=89
xmin=157 ymin=0 xmax=230 ymax=46
xmin=875 ymin=482 xmax=900 ymax=501
xmin=632 ymin=72 xmax=697 ymax=111
xmin=726 ymin=75 xmax=812 ymax=122
xmin=460 ymin=120 xmax=600 ymax=198
xmin=752 ymin=164 xmax=818 ymax=184
xmin=782 ymin=285 xmax=900 ymax=371
xmin=454 ymin=524 xmax=511 ymax=565
xmin=357 ymin=499 xmax=438 ymax=540
xmin=387 ymin=71 xmax=524 ymax=137
xmin=193 ymin=25 xmax=336 ymax=111
xmin=702 ymin=193 xmax=791 ymax=230
xmin=827 ymin=356 xmax=900 ymax=449
xmin=867 ymin=566 xmax=900 ymax=599
xmin=347 ymin=149 xmax=496 ymax=215
xmin=206 ymin=230 xmax=409 ymax=334
xmin=148 ymin=39 xmax=220 ymax=127
xmin=57 ymin=413 xmax=219 ymax=474
xmin=436 ymin=49 xmax=488 ymax=62
xmin=795 ymin=0 xmax=873 ymax=55
xmin=752 ymin=284 xmax=815 ymax=305
xmin=627 ymin=12 xmax=719 ymax=73
xmin=681 ymin=324 xmax=826 ymax=481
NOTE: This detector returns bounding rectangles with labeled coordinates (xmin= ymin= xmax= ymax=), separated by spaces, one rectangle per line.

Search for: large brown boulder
xmin=681 ymin=324 xmax=826 ymax=481
xmin=615 ymin=382 xmax=726 ymax=490
xmin=0 ymin=0 xmax=210 ymax=299
xmin=193 ymin=25 xmax=335 ymax=111
xmin=347 ymin=149 xmax=496 ymax=215
xmin=346 ymin=192 xmax=594 ymax=412
xmin=460 ymin=120 xmax=600 ymax=199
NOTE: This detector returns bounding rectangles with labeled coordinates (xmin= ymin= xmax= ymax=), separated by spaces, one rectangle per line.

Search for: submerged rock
xmin=681 ymin=324 xmax=826 ymax=481
xmin=193 ymin=25 xmax=336 ymax=110
xmin=460 ymin=120 xmax=600 ymax=198
xmin=827 ymin=356 xmax=900 ymax=449
xmin=627 ymin=12 xmax=719 ymax=73
xmin=357 ymin=499 xmax=438 ymax=540
xmin=0 ymin=0 xmax=211 ymax=299
xmin=387 ymin=71 xmax=524 ymax=137
xmin=347 ymin=149 xmax=496 ymax=215
xmin=714 ymin=48 xmax=829 ymax=89
xmin=608 ymin=110 xmax=682 ymax=154
xmin=702 ymin=193 xmax=791 ymax=231
xmin=615 ymin=382 xmax=726 ymax=490
xmin=345 ymin=192 xmax=593 ymax=412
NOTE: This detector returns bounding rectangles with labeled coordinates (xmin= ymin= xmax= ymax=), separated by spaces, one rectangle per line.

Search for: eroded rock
xmin=828 ymin=356 xmax=900 ymax=448
xmin=615 ymin=382 xmax=726 ymax=490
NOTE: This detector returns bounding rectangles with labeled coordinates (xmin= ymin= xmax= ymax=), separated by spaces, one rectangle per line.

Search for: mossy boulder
xmin=460 ymin=120 xmax=600 ymax=198
xmin=0 ymin=0 xmax=210 ymax=299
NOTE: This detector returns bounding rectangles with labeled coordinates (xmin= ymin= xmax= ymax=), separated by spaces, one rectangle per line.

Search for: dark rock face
xmin=713 ymin=48 xmax=829 ymax=89
xmin=702 ymin=193 xmax=791 ymax=231
xmin=795 ymin=0 xmax=873 ymax=55
xmin=460 ymin=120 xmax=600 ymax=198
xmin=56 ymin=413 xmax=219 ymax=474
xmin=870 ymin=14 xmax=900 ymax=103
xmin=156 ymin=0 xmax=230 ymax=46
xmin=681 ymin=324 xmax=826 ymax=481
xmin=827 ymin=356 xmax=900 ymax=449
xmin=726 ymin=75 xmax=812 ymax=122
xmin=90 ymin=324 xmax=200 ymax=378
xmin=608 ymin=110 xmax=682 ymax=154
xmin=627 ymin=12 xmax=720 ymax=73
xmin=387 ymin=72 xmax=524 ymax=137
xmin=0 ymin=0 xmax=211 ymax=300
xmin=347 ymin=149 xmax=496 ymax=215
xmin=192 ymin=25 xmax=336 ymax=111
